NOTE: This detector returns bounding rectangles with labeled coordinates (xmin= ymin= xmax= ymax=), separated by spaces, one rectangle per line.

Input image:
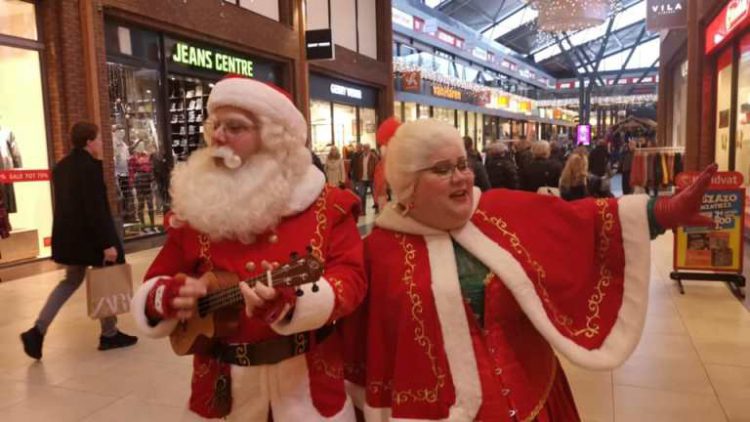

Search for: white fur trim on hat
xmin=207 ymin=78 xmax=307 ymax=141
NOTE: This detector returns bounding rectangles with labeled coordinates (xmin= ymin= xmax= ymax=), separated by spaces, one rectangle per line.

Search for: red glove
xmin=253 ymin=286 xmax=297 ymax=324
xmin=654 ymin=164 xmax=717 ymax=229
xmin=145 ymin=275 xmax=186 ymax=320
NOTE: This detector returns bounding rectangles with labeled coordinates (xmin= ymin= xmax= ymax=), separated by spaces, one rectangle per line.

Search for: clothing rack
xmin=635 ymin=147 xmax=685 ymax=153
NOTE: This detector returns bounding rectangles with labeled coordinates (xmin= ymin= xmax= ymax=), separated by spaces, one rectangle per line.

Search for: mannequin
xmin=128 ymin=140 xmax=155 ymax=231
xmin=113 ymin=126 xmax=135 ymax=222
xmin=0 ymin=117 xmax=22 ymax=213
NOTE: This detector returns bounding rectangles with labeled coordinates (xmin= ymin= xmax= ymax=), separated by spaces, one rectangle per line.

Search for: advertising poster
xmin=576 ymin=124 xmax=591 ymax=146
xmin=673 ymin=171 xmax=745 ymax=273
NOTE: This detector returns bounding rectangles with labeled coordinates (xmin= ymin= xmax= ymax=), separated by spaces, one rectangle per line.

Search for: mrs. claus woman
xmin=343 ymin=119 xmax=715 ymax=422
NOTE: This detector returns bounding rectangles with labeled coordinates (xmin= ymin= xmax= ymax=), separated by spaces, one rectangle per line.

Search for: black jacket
xmin=468 ymin=152 xmax=491 ymax=192
xmin=485 ymin=154 xmax=519 ymax=189
xmin=51 ymin=148 xmax=121 ymax=266
xmin=589 ymin=146 xmax=610 ymax=177
xmin=520 ymin=158 xmax=562 ymax=192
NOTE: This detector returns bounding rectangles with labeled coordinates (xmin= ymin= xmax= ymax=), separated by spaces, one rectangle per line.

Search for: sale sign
xmin=673 ymin=171 xmax=745 ymax=272
xmin=0 ymin=170 xmax=51 ymax=184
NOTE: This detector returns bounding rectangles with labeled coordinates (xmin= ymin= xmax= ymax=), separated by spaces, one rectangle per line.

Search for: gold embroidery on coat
xmin=311 ymin=351 xmax=344 ymax=379
xmin=521 ymin=353 xmax=558 ymax=422
xmin=388 ymin=234 xmax=446 ymax=405
xmin=310 ymin=187 xmax=329 ymax=263
xmin=198 ymin=234 xmax=214 ymax=272
xmin=475 ymin=205 xmax=615 ymax=339
xmin=328 ymin=277 xmax=346 ymax=320
xmin=585 ymin=199 xmax=615 ymax=338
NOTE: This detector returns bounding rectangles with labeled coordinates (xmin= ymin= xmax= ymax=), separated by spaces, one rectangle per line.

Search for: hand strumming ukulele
xmin=169 ymin=251 xmax=324 ymax=356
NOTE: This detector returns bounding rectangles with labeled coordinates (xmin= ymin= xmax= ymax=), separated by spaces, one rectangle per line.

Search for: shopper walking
xmin=20 ymin=122 xmax=137 ymax=360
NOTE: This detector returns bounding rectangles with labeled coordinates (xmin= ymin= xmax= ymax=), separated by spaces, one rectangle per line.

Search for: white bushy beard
xmin=170 ymin=148 xmax=297 ymax=244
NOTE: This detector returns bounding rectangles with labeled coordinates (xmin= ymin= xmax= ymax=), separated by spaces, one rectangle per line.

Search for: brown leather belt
xmin=212 ymin=325 xmax=334 ymax=366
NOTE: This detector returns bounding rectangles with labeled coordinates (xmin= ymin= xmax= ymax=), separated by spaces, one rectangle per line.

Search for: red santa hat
xmin=207 ymin=75 xmax=307 ymax=142
xmin=376 ymin=116 xmax=401 ymax=148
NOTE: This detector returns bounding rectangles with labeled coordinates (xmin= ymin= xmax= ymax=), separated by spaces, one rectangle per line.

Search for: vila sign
xmin=646 ymin=0 xmax=686 ymax=31
xmin=172 ymin=42 xmax=254 ymax=77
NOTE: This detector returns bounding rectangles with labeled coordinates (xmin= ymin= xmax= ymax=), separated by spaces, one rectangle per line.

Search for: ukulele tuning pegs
xmin=295 ymin=288 xmax=304 ymax=297
xmin=312 ymin=283 xmax=319 ymax=293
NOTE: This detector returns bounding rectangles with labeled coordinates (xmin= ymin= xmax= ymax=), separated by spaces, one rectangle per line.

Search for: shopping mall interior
xmin=0 ymin=0 xmax=749 ymax=420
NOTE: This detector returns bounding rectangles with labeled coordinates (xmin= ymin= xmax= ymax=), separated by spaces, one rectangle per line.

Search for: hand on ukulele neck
xmin=240 ymin=260 xmax=297 ymax=324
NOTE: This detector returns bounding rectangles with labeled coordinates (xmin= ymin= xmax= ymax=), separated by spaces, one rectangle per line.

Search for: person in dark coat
xmin=464 ymin=136 xmax=491 ymax=191
xmin=484 ymin=141 xmax=519 ymax=189
xmin=20 ymin=122 xmax=137 ymax=360
xmin=520 ymin=141 xmax=563 ymax=193
xmin=588 ymin=139 xmax=611 ymax=177
xmin=620 ymin=140 xmax=636 ymax=195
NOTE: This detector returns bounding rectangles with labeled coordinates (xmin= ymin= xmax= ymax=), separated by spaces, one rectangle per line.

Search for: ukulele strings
xmin=198 ymin=272 xmax=287 ymax=313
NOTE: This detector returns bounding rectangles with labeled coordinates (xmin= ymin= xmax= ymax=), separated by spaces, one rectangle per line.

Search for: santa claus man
xmin=131 ymin=76 xmax=365 ymax=421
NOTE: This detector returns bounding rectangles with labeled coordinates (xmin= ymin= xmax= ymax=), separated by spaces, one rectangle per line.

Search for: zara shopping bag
xmin=85 ymin=263 xmax=133 ymax=319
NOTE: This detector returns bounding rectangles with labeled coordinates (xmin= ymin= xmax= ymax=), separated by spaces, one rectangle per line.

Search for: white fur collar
xmin=285 ymin=165 xmax=326 ymax=216
xmin=375 ymin=187 xmax=482 ymax=235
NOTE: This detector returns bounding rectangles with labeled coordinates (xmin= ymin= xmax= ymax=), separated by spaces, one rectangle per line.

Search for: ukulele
xmin=169 ymin=252 xmax=324 ymax=356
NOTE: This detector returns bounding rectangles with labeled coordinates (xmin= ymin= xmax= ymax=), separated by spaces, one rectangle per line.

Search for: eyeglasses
xmin=203 ymin=116 xmax=259 ymax=139
xmin=418 ymin=158 xmax=472 ymax=178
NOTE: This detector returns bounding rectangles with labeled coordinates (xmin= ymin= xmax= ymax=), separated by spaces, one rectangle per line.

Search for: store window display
xmin=736 ymin=36 xmax=750 ymax=180
xmin=715 ymin=49 xmax=733 ymax=171
xmin=168 ymin=76 xmax=210 ymax=161
xmin=333 ymin=103 xmax=357 ymax=148
xmin=418 ymin=104 xmax=431 ymax=119
xmin=0 ymin=36 xmax=52 ymax=262
xmin=311 ymin=100 xmax=333 ymax=153
xmin=359 ymin=107 xmax=377 ymax=147
xmin=403 ymin=102 xmax=417 ymax=121
xmin=108 ymin=63 xmax=166 ymax=238
xmin=0 ymin=0 xmax=37 ymax=40
xmin=433 ymin=106 xmax=454 ymax=125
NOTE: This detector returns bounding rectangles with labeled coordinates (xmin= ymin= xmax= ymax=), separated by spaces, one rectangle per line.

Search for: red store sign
xmin=0 ymin=169 xmax=51 ymax=184
xmin=706 ymin=0 xmax=750 ymax=55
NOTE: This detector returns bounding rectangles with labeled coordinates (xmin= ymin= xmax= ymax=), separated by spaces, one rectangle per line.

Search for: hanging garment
xmin=674 ymin=153 xmax=684 ymax=176
xmin=660 ymin=153 xmax=669 ymax=187
xmin=0 ymin=193 xmax=10 ymax=238
xmin=666 ymin=153 xmax=676 ymax=185
xmin=0 ymin=129 xmax=22 ymax=213
xmin=652 ymin=153 xmax=663 ymax=193
xmin=629 ymin=152 xmax=646 ymax=187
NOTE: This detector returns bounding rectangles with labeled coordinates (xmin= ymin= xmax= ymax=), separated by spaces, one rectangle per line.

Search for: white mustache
xmin=211 ymin=146 xmax=242 ymax=169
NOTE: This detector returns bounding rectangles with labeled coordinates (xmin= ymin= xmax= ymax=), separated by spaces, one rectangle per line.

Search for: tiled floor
xmin=1 ymin=231 xmax=748 ymax=421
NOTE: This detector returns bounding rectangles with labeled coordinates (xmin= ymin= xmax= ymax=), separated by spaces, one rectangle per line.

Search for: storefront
xmin=394 ymin=101 xmax=487 ymax=145
xmin=104 ymin=19 xmax=284 ymax=239
xmin=0 ymin=1 xmax=54 ymax=264
xmin=703 ymin=1 xmax=750 ymax=177
xmin=309 ymin=73 xmax=379 ymax=154
xmin=702 ymin=0 xmax=750 ymax=238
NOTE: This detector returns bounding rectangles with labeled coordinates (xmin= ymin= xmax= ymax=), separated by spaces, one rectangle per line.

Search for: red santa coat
xmin=344 ymin=188 xmax=651 ymax=421
xmin=132 ymin=168 xmax=366 ymax=420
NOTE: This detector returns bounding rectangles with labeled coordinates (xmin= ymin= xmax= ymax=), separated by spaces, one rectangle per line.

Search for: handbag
xmin=85 ymin=263 xmax=133 ymax=319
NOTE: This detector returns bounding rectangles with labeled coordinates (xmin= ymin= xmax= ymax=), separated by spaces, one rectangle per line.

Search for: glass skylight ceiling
xmin=533 ymin=0 xmax=648 ymax=62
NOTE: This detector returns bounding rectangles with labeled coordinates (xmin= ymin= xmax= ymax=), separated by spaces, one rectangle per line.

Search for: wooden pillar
xmin=685 ymin=0 xmax=704 ymax=171
xmin=80 ymin=0 xmax=101 ymax=128
xmin=377 ymin=0 xmax=394 ymax=122
xmin=294 ymin=0 xmax=311 ymax=145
